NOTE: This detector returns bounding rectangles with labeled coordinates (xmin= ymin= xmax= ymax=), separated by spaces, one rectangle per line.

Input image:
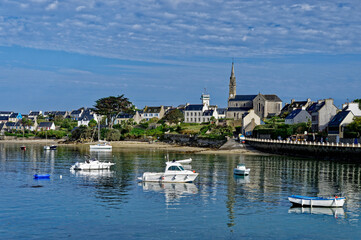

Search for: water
xmin=0 ymin=143 xmax=361 ymax=239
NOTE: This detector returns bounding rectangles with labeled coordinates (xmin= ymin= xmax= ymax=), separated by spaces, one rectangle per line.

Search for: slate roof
xmin=263 ymin=94 xmax=282 ymax=102
xmin=144 ymin=107 xmax=162 ymax=113
xmin=217 ymin=108 xmax=226 ymax=114
xmin=5 ymin=122 xmax=16 ymax=127
xmin=285 ymin=109 xmax=302 ymax=120
xmin=38 ymin=122 xmax=54 ymax=128
xmin=29 ymin=111 xmax=41 ymax=116
xmin=0 ymin=111 xmax=13 ymax=115
xmin=185 ymin=104 xmax=203 ymax=111
xmin=227 ymin=107 xmax=252 ymax=112
xmin=307 ymin=102 xmax=325 ymax=113
xmin=71 ymin=110 xmax=82 ymax=115
xmin=9 ymin=113 xmax=18 ymax=118
xmin=0 ymin=116 xmax=9 ymax=121
xmin=328 ymin=111 xmax=351 ymax=127
xmin=229 ymin=95 xmax=257 ymax=102
xmin=202 ymin=110 xmax=214 ymax=116
xmin=117 ymin=113 xmax=133 ymax=119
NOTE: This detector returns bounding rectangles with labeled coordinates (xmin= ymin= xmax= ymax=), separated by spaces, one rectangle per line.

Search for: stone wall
xmin=162 ymin=134 xmax=226 ymax=148
xmin=246 ymin=137 xmax=361 ymax=161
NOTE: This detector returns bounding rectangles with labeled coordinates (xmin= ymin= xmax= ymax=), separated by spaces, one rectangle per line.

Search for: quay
xmin=246 ymin=137 xmax=361 ymax=161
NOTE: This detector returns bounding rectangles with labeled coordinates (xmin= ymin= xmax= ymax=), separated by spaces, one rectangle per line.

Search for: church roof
xmin=263 ymin=94 xmax=282 ymax=102
xmin=227 ymin=107 xmax=252 ymax=112
xmin=229 ymin=95 xmax=257 ymax=101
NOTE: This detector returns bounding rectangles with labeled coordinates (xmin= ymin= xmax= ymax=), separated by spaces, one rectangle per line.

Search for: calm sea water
xmin=0 ymin=143 xmax=361 ymax=239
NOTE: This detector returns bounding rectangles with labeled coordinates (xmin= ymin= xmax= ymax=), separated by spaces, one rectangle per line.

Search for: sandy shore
xmin=0 ymin=139 xmax=263 ymax=155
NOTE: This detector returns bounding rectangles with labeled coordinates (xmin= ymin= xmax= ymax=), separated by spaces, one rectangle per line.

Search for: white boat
xmin=44 ymin=145 xmax=57 ymax=150
xmin=233 ymin=164 xmax=250 ymax=175
xmin=140 ymin=160 xmax=198 ymax=183
xmin=288 ymin=195 xmax=346 ymax=207
xmin=89 ymin=142 xmax=112 ymax=150
xmin=70 ymin=157 xmax=115 ymax=170
xmin=175 ymin=158 xmax=192 ymax=164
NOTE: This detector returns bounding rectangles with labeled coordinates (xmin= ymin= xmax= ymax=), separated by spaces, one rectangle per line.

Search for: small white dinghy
xmin=233 ymin=164 xmax=250 ymax=175
xmin=89 ymin=141 xmax=112 ymax=150
xmin=140 ymin=160 xmax=198 ymax=183
xmin=288 ymin=195 xmax=346 ymax=207
xmin=70 ymin=157 xmax=115 ymax=170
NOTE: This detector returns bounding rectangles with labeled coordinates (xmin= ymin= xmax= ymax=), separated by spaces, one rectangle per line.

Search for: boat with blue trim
xmin=288 ymin=195 xmax=346 ymax=207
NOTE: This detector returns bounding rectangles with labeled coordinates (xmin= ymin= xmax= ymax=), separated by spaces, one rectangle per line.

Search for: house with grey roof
xmin=328 ymin=110 xmax=354 ymax=139
xmin=342 ymin=102 xmax=361 ymax=117
xmin=242 ymin=109 xmax=261 ymax=136
xmin=142 ymin=106 xmax=165 ymax=121
xmin=70 ymin=109 xmax=84 ymax=120
xmin=0 ymin=116 xmax=9 ymax=123
xmin=281 ymin=98 xmax=313 ymax=117
xmin=307 ymin=99 xmax=338 ymax=132
xmin=285 ymin=109 xmax=311 ymax=125
xmin=9 ymin=113 xmax=22 ymax=123
xmin=38 ymin=122 xmax=56 ymax=131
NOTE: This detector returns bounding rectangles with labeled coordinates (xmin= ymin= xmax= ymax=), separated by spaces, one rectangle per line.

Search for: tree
xmin=21 ymin=117 xmax=33 ymax=130
xmin=354 ymin=99 xmax=361 ymax=109
xmin=162 ymin=109 xmax=184 ymax=124
xmin=92 ymin=95 xmax=133 ymax=129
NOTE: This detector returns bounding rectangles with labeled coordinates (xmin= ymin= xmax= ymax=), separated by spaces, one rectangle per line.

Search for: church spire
xmin=229 ymin=61 xmax=236 ymax=99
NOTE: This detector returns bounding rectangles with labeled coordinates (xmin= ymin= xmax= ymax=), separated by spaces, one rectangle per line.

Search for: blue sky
xmin=1 ymin=0 xmax=361 ymax=113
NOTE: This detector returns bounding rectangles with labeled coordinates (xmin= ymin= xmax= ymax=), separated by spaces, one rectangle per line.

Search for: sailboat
xmin=89 ymin=120 xmax=112 ymax=151
xmin=44 ymin=131 xmax=57 ymax=150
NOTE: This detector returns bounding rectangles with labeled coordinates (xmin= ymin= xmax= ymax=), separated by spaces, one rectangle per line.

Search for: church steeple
xmin=229 ymin=62 xmax=236 ymax=99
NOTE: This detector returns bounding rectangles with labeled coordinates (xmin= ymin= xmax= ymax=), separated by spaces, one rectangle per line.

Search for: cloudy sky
xmin=1 ymin=0 xmax=361 ymax=113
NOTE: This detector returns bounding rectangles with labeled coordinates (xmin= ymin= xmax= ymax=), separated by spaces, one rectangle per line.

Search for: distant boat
xmin=288 ymin=195 xmax=346 ymax=207
xmin=20 ymin=146 xmax=26 ymax=151
xmin=70 ymin=156 xmax=115 ymax=170
xmin=89 ymin=142 xmax=112 ymax=150
xmin=233 ymin=164 xmax=250 ymax=175
xmin=34 ymin=174 xmax=50 ymax=179
xmin=44 ymin=145 xmax=57 ymax=150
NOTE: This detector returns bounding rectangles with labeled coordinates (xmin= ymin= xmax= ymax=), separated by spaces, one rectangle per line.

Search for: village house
xmin=328 ymin=110 xmax=355 ymax=140
xmin=70 ymin=109 xmax=84 ymax=120
xmin=114 ymin=113 xmax=134 ymax=124
xmin=77 ymin=109 xmax=98 ymax=127
xmin=342 ymin=102 xmax=361 ymax=117
xmin=9 ymin=113 xmax=22 ymax=122
xmin=242 ymin=109 xmax=261 ymax=136
xmin=285 ymin=109 xmax=311 ymax=125
xmin=142 ymin=106 xmax=165 ymax=121
xmin=0 ymin=111 xmax=13 ymax=117
xmin=28 ymin=111 xmax=42 ymax=120
xmin=307 ymin=99 xmax=338 ymax=132
xmin=38 ymin=122 xmax=56 ymax=131
xmin=280 ymin=99 xmax=313 ymax=117
xmin=183 ymin=93 xmax=219 ymax=123
xmin=0 ymin=116 xmax=9 ymax=123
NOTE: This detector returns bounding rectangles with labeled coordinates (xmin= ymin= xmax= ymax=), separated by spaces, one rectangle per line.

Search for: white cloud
xmin=45 ymin=1 xmax=58 ymax=11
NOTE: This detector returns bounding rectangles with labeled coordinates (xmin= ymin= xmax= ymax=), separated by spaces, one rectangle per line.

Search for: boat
xmin=34 ymin=174 xmax=50 ymax=179
xmin=44 ymin=145 xmax=57 ymax=150
xmin=288 ymin=195 xmax=346 ymax=207
xmin=89 ymin=141 xmax=112 ymax=150
xmin=20 ymin=146 xmax=26 ymax=150
xmin=70 ymin=157 xmax=115 ymax=170
xmin=139 ymin=160 xmax=198 ymax=183
xmin=233 ymin=163 xmax=250 ymax=175
xmin=175 ymin=158 xmax=192 ymax=164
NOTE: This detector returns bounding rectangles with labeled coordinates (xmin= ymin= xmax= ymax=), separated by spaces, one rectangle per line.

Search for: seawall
xmin=246 ymin=138 xmax=361 ymax=161
xmin=162 ymin=134 xmax=226 ymax=148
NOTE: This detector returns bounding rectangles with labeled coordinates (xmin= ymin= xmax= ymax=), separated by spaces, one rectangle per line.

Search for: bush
xmin=106 ymin=129 xmax=121 ymax=141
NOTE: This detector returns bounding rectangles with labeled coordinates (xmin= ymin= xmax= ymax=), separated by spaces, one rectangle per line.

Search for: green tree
xmin=92 ymin=95 xmax=133 ymax=129
xmin=162 ymin=109 xmax=184 ymax=124
xmin=21 ymin=117 xmax=33 ymax=130
xmin=354 ymin=99 xmax=361 ymax=109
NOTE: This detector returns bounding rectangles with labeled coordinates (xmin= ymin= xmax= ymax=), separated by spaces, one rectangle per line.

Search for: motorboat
xmin=175 ymin=158 xmax=192 ymax=164
xmin=288 ymin=195 xmax=346 ymax=207
xmin=89 ymin=141 xmax=112 ymax=150
xmin=20 ymin=146 xmax=26 ymax=150
xmin=233 ymin=164 xmax=250 ymax=175
xmin=44 ymin=145 xmax=57 ymax=150
xmin=139 ymin=160 xmax=198 ymax=183
xmin=70 ymin=157 xmax=115 ymax=170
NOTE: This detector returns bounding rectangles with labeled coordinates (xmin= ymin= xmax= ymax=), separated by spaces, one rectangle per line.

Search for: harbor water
xmin=0 ymin=143 xmax=361 ymax=239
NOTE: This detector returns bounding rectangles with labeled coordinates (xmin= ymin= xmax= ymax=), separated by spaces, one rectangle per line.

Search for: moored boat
xmin=140 ymin=160 xmax=198 ymax=183
xmin=89 ymin=142 xmax=112 ymax=150
xmin=44 ymin=145 xmax=57 ymax=150
xmin=175 ymin=158 xmax=192 ymax=164
xmin=70 ymin=157 xmax=115 ymax=170
xmin=20 ymin=146 xmax=26 ymax=150
xmin=34 ymin=174 xmax=50 ymax=179
xmin=233 ymin=164 xmax=250 ymax=175
xmin=288 ymin=195 xmax=346 ymax=207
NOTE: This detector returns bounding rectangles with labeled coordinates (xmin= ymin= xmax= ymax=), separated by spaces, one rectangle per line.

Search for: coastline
xmin=0 ymin=139 xmax=263 ymax=155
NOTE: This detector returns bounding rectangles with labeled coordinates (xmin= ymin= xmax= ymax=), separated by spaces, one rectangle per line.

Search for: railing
xmin=245 ymin=137 xmax=361 ymax=148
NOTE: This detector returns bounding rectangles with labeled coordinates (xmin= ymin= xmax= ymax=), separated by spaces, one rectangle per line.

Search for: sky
xmin=1 ymin=0 xmax=361 ymax=113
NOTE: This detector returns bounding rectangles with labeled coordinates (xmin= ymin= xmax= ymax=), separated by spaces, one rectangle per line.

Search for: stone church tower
xmin=229 ymin=62 xmax=236 ymax=99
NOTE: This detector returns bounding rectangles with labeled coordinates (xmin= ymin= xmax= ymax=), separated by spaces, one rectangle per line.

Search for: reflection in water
xmin=234 ymin=175 xmax=250 ymax=184
xmin=141 ymin=181 xmax=198 ymax=203
xmin=288 ymin=206 xmax=345 ymax=218
xmin=70 ymin=169 xmax=115 ymax=180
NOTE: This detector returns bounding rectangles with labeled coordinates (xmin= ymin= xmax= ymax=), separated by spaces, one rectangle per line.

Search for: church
xmin=226 ymin=62 xmax=282 ymax=120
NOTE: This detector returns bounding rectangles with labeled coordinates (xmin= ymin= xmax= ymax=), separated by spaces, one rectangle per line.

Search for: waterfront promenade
xmin=246 ymin=137 xmax=361 ymax=161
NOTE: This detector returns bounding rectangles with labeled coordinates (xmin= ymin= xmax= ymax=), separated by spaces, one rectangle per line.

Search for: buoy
xmin=60 ymin=175 xmax=62 ymax=179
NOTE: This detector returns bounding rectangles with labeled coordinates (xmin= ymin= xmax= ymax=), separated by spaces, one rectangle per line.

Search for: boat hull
xmin=142 ymin=172 xmax=198 ymax=183
xmin=89 ymin=145 xmax=112 ymax=150
xmin=70 ymin=162 xmax=114 ymax=170
xmin=288 ymin=195 xmax=346 ymax=207
xmin=233 ymin=168 xmax=250 ymax=175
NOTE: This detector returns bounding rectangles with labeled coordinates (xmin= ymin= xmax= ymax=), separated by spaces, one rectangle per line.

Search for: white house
xmin=242 ymin=110 xmax=261 ymax=136
xmin=342 ymin=102 xmax=361 ymax=117
xmin=307 ymin=99 xmax=338 ymax=132
xmin=38 ymin=122 xmax=56 ymax=131
xmin=328 ymin=110 xmax=355 ymax=139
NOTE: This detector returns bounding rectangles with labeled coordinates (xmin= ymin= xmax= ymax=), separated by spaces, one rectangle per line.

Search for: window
xmin=199 ymin=118 xmax=201 ymax=122
xmin=168 ymin=166 xmax=184 ymax=171
xmin=191 ymin=112 xmax=193 ymax=116
xmin=187 ymin=112 xmax=189 ymax=116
